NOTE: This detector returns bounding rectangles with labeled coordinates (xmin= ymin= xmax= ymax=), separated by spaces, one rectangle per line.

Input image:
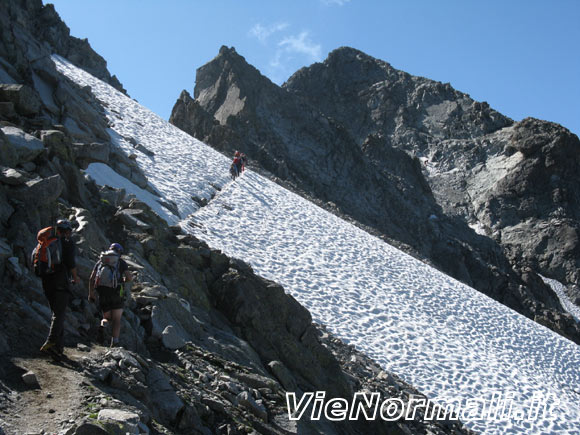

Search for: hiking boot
xmin=110 ymin=337 xmax=120 ymax=348
xmin=40 ymin=341 xmax=62 ymax=360
xmin=40 ymin=341 xmax=56 ymax=353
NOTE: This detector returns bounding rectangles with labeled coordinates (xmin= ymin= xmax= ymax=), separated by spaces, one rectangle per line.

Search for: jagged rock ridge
xmin=170 ymin=46 xmax=580 ymax=342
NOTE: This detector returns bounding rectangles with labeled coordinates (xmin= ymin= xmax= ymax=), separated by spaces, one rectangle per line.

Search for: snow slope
xmin=53 ymin=55 xmax=580 ymax=434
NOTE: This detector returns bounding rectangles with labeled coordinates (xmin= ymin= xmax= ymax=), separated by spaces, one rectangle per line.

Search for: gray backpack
xmin=95 ymin=250 xmax=120 ymax=288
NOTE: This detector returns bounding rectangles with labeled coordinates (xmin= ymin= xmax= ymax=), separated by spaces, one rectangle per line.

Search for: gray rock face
xmin=74 ymin=421 xmax=110 ymax=435
xmin=0 ymin=166 xmax=28 ymax=185
xmin=211 ymin=267 xmax=352 ymax=398
xmin=6 ymin=174 xmax=64 ymax=205
xmin=160 ymin=324 xmax=186 ymax=350
xmin=0 ymin=0 xmax=125 ymax=94
xmin=97 ymin=409 xmax=140 ymax=435
xmin=171 ymin=45 xmax=580 ymax=342
xmin=72 ymin=142 xmax=110 ymax=167
xmin=146 ymin=367 xmax=185 ymax=423
xmin=1 ymin=126 xmax=45 ymax=164
xmin=474 ymin=119 xmax=580 ymax=285
xmin=268 ymin=360 xmax=299 ymax=392
xmin=0 ymin=84 xmax=41 ymax=115
xmin=21 ymin=370 xmax=39 ymax=388
xmin=236 ymin=390 xmax=268 ymax=422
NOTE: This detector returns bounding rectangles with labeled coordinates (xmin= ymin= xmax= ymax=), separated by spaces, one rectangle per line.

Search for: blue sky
xmin=48 ymin=0 xmax=580 ymax=137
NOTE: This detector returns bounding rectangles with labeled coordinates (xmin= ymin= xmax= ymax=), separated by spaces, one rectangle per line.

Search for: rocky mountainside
xmin=0 ymin=0 xmax=125 ymax=95
xmin=0 ymin=1 xmax=476 ymax=434
xmin=170 ymin=46 xmax=580 ymax=343
xmin=284 ymin=47 xmax=580 ymax=293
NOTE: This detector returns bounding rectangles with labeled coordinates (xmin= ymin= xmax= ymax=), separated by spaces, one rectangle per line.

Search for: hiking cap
xmin=109 ymin=243 xmax=123 ymax=254
xmin=56 ymin=219 xmax=72 ymax=231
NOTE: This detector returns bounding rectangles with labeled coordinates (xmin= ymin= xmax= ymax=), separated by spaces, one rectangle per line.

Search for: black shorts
xmin=96 ymin=286 xmax=124 ymax=312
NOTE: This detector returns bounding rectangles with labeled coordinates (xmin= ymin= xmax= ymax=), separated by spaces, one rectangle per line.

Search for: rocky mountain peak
xmin=286 ymin=46 xmax=398 ymax=91
xmin=284 ymin=47 xmax=512 ymax=147
xmin=192 ymin=45 xmax=280 ymax=126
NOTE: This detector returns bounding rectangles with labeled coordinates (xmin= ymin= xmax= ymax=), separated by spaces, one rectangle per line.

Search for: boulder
xmin=0 ymin=166 xmax=29 ymax=185
xmin=0 ymin=84 xmax=41 ymax=115
xmin=6 ymin=174 xmax=64 ymax=205
xmin=72 ymin=142 xmax=110 ymax=167
xmin=139 ymin=285 xmax=169 ymax=299
xmin=109 ymin=157 xmax=149 ymax=190
xmin=97 ymin=409 xmax=140 ymax=435
xmin=114 ymin=209 xmax=151 ymax=231
xmin=54 ymin=80 xmax=110 ymax=142
xmin=1 ymin=126 xmax=45 ymax=164
xmin=161 ymin=325 xmax=186 ymax=350
xmin=41 ymin=129 xmax=71 ymax=161
xmin=236 ymin=391 xmax=268 ymax=422
xmin=267 ymin=360 xmax=298 ymax=392
xmin=0 ymin=190 xmax=15 ymax=226
xmin=0 ymin=129 xmax=19 ymax=167
xmin=150 ymin=296 xmax=203 ymax=343
xmin=21 ymin=371 xmax=40 ymax=388
xmin=0 ymin=102 xmax=17 ymax=119
xmin=74 ymin=421 xmax=109 ymax=435
xmin=106 ymin=348 xmax=143 ymax=371
xmin=231 ymin=371 xmax=279 ymax=392
xmin=146 ymin=367 xmax=184 ymax=423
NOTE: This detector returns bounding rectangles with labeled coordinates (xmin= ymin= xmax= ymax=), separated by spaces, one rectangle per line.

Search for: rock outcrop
xmin=170 ymin=46 xmax=580 ymax=342
xmin=0 ymin=0 xmax=125 ymax=94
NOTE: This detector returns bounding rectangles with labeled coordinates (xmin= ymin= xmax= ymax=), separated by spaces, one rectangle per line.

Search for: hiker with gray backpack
xmin=88 ymin=243 xmax=133 ymax=347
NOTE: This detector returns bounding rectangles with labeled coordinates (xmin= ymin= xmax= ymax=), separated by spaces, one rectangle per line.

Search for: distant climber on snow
xmin=88 ymin=242 xmax=133 ymax=348
xmin=240 ymin=152 xmax=247 ymax=173
xmin=32 ymin=219 xmax=79 ymax=358
xmin=230 ymin=150 xmax=247 ymax=180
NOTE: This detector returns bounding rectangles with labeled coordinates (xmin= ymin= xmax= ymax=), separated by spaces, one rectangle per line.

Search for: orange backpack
xmin=31 ymin=226 xmax=62 ymax=277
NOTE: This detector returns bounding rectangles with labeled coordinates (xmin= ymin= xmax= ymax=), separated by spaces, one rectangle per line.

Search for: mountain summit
xmin=171 ymin=46 xmax=580 ymax=342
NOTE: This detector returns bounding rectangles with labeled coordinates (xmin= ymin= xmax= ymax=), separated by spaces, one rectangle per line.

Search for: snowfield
xmin=53 ymin=55 xmax=580 ymax=434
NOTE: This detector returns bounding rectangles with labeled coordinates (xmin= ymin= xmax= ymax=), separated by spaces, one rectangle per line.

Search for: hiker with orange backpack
xmin=32 ymin=219 xmax=79 ymax=358
xmin=88 ymin=243 xmax=133 ymax=347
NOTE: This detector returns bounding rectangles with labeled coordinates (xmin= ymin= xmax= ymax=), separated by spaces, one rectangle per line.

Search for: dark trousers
xmin=42 ymin=277 xmax=70 ymax=349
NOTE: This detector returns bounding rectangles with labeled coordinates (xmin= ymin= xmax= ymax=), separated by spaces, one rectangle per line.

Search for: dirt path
xmin=0 ymin=347 xmax=99 ymax=434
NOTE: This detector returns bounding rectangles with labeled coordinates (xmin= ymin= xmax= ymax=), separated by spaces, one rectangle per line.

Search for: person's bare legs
xmin=110 ymin=308 xmax=123 ymax=346
xmin=101 ymin=311 xmax=111 ymax=328
xmin=97 ymin=311 xmax=111 ymax=345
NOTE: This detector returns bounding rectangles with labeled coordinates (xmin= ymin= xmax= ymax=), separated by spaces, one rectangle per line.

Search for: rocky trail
xmin=1 ymin=347 xmax=101 ymax=434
